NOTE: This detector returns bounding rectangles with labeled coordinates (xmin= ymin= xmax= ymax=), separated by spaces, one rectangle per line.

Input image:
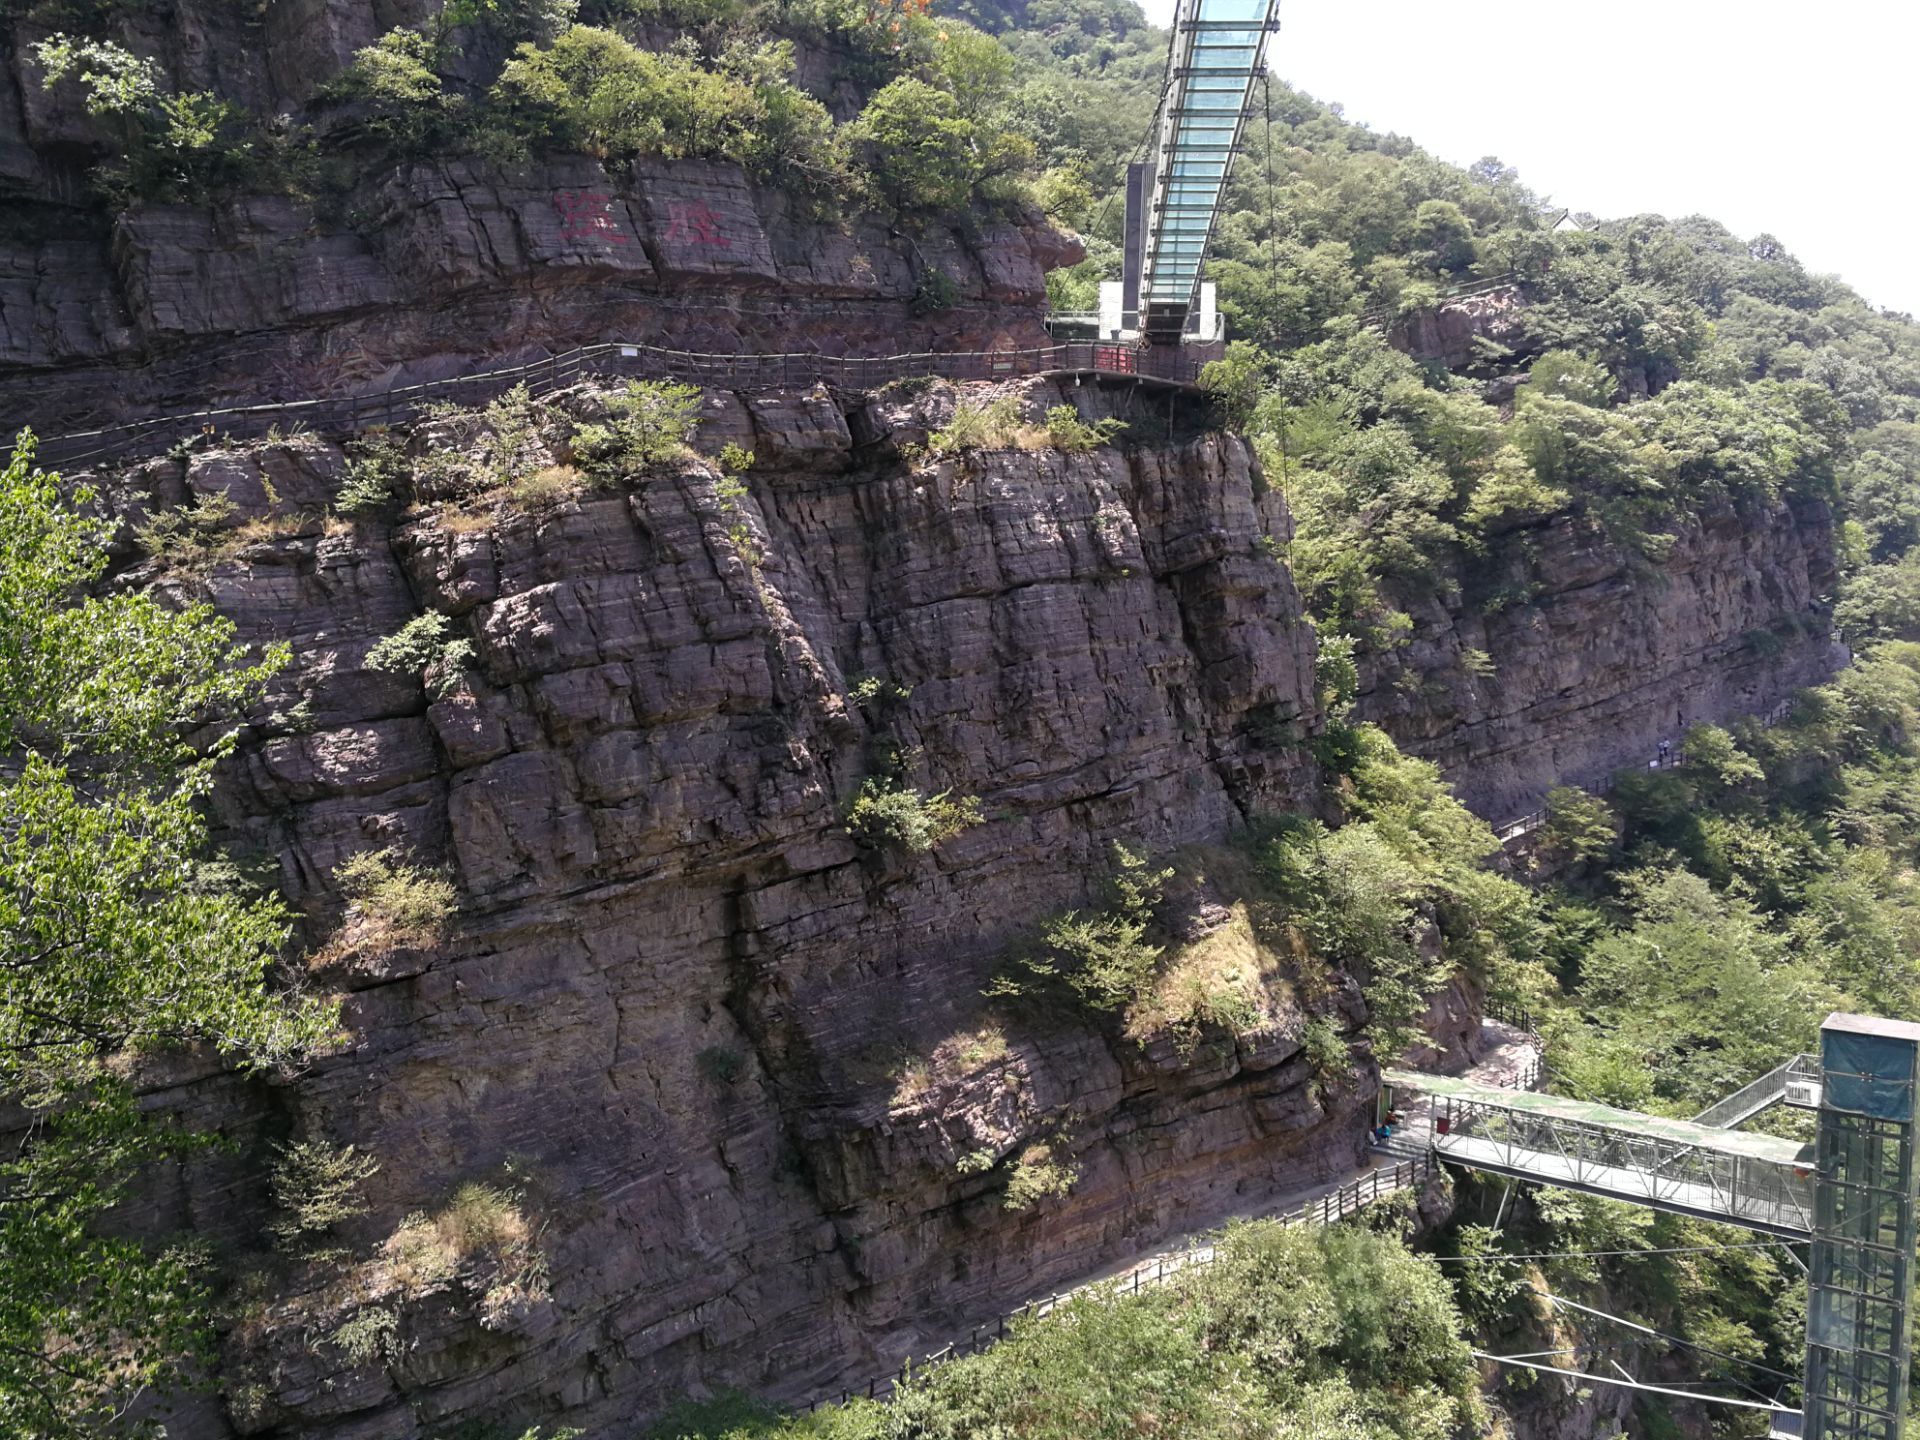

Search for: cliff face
xmin=1355 ymin=496 xmax=1840 ymax=823
xmin=2 ymin=148 xmax=1074 ymax=439
xmin=1385 ymin=284 xmax=1536 ymax=371
xmin=0 ymin=2 xmax=1076 ymax=439
xmin=94 ymin=379 xmax=1356 ymax=1436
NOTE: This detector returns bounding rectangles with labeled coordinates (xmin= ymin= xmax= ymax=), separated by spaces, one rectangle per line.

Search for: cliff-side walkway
xmin=29 ymin=339 xmax=1210 ymax=470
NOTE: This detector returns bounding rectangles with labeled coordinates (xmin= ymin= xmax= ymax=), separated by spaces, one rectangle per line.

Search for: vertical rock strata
xmin=130 ymin=386 xmax=1343 ymax=1435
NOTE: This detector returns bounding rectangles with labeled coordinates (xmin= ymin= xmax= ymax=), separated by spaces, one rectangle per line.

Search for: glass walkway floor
xmin=1136 ymin=0 xmax=1279 ymax=339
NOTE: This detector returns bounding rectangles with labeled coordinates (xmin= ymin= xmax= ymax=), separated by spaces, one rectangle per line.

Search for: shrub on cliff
xmin=1042 ymin=404 xmax=1125 ymax=452
xmin=29 ymin=34 xmax=298 ymax=202
xmin=571 ymin=380 xmax=704 ymax=474
xmin=321 ymin=29 xmax=465 ymax=148
xmin=487 ymin=25 xmax=842 ymax=183
xmin=846 ymin=780 xmax=983 ymax=853
xmin=991 ymin=843 xmax=1173 ymax=1013
xmin=332 ymin=847 xmax=459 ymax=949
xmin=926 ymin=395 xmax=1022 ymax=454
xmin=849 ymin=75 xmax=1033 ymax=214
xmin=366 ymin=612 xmax=477 ymax=698
xmin=268 ymin=1140 xmax=380 ymax=1254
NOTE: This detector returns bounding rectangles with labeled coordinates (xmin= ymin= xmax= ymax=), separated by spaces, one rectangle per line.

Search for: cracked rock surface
xmin=94 ymin=381 xmax=1350 ymax=1437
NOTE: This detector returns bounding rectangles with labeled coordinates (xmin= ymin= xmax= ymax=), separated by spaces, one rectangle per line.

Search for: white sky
xmin=1135 ymin=0 xmax=1920 ymax=316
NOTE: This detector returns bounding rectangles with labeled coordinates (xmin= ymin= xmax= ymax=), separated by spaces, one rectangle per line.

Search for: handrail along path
xmin=28 ymin=340 xmax=1211 ymax=470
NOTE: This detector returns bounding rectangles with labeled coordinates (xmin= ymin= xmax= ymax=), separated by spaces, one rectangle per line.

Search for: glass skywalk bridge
xmin=1135 ymin=0 xmax=1278 ymax=341
xmin=1052 ymin=0 xmax=1278 ymax=347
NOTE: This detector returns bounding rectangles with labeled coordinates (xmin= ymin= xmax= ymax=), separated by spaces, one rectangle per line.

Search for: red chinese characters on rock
xmin=552 ymin=191 xmax=629 ymax=245
xmin=663 ymin=201 xmax=730 ymax=249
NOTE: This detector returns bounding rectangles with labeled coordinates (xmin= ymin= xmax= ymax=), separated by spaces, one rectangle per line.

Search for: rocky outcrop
xmin=1388 ymin=284 xmax=1536 ymax=371
xmin=1356 ymin=496 xmax=1840 ymax=824
xmin=0 ymin=0 xmax=1080 ymax=439
xmin=1 ymin=150 xmax=1075 ymax=439
xmin=91 ymin=379 xmax=1348 ymax=1437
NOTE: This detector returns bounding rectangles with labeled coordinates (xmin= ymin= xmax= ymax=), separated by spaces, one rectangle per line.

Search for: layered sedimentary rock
xmin=1355 ymin=496 xmax=1841 ymax=824
xmin=1 ymin=150 xmax=1074 ymax=439
xmin=0 ymin=0 xmax=1076 ymax=438
xmin=89 ymin=380 xmax=1356 ymax=1436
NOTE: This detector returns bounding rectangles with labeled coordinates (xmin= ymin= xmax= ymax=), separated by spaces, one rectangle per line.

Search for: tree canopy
xmin=0 ymin=435 xmax=337 ymax=1435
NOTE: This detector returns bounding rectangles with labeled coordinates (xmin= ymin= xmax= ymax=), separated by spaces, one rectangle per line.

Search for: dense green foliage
xmin=0 ymin=436 xmax=338 ymax=1435
xmin=647 ymin=1219 xmax=1483 ymax=1440
xmin=1531 ymin=646 xmax=1920 ymax=1113
xmin=990 ymin=728 xmax=1539 ymax=1058
xmin=940 ymin=0 xmax=1919 ymax=666
xmin=30 ymin=0 xmax=1056 ymax=215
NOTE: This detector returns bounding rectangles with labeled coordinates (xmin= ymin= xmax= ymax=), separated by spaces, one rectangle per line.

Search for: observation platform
xmin=1382 ymin=1070 xmax=1816 ymax=1238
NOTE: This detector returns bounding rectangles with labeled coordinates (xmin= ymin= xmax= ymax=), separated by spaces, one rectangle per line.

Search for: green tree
xmin=488 ymin=24 xmax=840 ymax=181
xmin=0 ymin=435 xmax=338 ymax=1434
xmin=322 ymin=28 xmax=463 ymax=148
xmin=849 ymin=74 xmax=1033 ymax=213
xmin=1407 ymin=198 xmax=1476 ymax=273
xmin=30 ymin=35 xmax=253 ymax=200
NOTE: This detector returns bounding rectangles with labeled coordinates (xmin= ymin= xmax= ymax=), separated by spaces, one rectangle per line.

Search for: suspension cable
xmin=1470 ymin=1353 xmax=1795 ymax=1415
xmin=1431 ymin=1240 xmax=1795 ymax=1264
xmin=1261 ymin=68 xmax=1280 ymax=347
xmin=1545 ymin=1292 xmax=1799 ymax=1382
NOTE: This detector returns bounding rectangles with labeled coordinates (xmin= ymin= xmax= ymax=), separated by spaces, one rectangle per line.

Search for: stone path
xmin=1081 ymin=1018 xmax=1545 ymax=1293
xmin=1385 ymin=1016 xmax=1544 ymax=1153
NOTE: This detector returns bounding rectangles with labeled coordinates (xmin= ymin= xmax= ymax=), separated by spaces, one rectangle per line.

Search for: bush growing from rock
xmin=268 ymin=1140 xmax=379 ymax=1253
xmin=925 ymin=394 xmax=1023 ymax=455
xmin=845 ymin=780 xmax=982 ymax=853
xmin=993 ymin=843 xmax=1173 ymax=1012
xmin=1002 ymin=1142 xmax=1076 ymax=1210
xmin=329 ymin=1306 xmax=398 ymax=1364
xmin=572 ymin=381 xmax=705 ymax=474
xmin=336 ymin=431 xmax=407 ymax=515
xmin=334 ymin=847 xmax=458 ymax=946
xmin=365 ymin=613 xmax=476 ymax=697
xmin=1042 ymin=404 xmax=1125 ymax=453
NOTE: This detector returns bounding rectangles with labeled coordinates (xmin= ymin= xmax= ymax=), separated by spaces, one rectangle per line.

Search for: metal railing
xmin=1691 ymin=1055 xmax=1821 ymax=1130
xmin=28 ymin=339 xmax=1211 ymax=471
xmin=1493 ymin=728 xmax=1774 ymax=848
xmin=1482 ymin=998 xmax=1542 ymax=1043
xmin=1435 ymin=1095 xmax=1815 ymax=1237
xmin=802 ymin=1154 xmax=1433 ymax=1411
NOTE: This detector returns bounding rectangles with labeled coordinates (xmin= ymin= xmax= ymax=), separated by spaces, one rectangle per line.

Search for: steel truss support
xmin=1804 ymin=1015 xmax=1920 ymax=1440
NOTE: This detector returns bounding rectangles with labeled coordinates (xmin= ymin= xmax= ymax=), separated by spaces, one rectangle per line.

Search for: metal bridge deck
xmin=1384 ymin=1070 xmax=1816 ymax=1237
